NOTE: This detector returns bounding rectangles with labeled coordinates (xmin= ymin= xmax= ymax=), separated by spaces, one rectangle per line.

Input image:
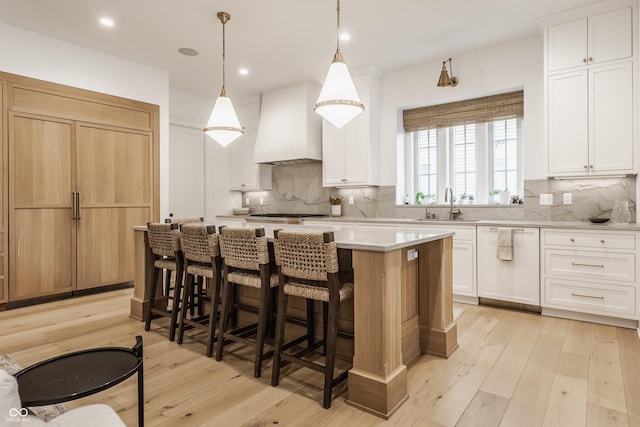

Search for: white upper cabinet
xmin=322 ymin=68 xmax=381 ymax=187
xmin=228 ymin=96 xmax=272 ymax=191
xmin=547 ymin=7 xmax=632 ymax=72
xmin=228 ymin=132 xmax=272 ymax=191
xmin=234 ymin=95 xmax=261 ymax=132
xmin=548 ymin=62 xmax=633 ymax=174
xmin=543 ymin=3 xmax=637 ymax=177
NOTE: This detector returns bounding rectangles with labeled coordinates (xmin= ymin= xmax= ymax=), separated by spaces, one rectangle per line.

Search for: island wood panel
xmin=348 ymin=248 xmax=408 ymax=418
xmin=417 ymin=237 xmax=458 ymax=358
xmin=9 ymin=113 xmax=76 ymax=300
xmin=400 ymin=247 xmax=420 ymax=364
xmin=75 ymin=123 xmax=153 ymax=290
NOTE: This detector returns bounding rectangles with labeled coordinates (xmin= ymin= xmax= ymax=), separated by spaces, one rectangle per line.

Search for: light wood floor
xmin=2 ymin=288 xmax=639 ymax=426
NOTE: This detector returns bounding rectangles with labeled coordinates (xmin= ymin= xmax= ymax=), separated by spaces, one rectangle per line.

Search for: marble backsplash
xmin=242 ymin=163 xmax=636 ymax=222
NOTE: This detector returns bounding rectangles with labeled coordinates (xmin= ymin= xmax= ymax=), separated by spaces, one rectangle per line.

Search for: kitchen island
xmin=130 ymin=221 xmax=456 ymax=418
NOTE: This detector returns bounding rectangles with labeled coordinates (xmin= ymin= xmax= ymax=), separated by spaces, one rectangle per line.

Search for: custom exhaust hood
xmin=254 ymin=81 xmax=322 ymax=165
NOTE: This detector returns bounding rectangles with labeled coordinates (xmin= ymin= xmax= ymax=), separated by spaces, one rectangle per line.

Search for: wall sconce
xmin=437 ymin=58 xmax=458 ymax=87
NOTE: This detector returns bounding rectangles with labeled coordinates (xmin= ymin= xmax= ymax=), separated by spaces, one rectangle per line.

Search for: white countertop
xmin=135 ymin=220 xmax=454 ymax=253
xmin=296 ymin=216 xmax=640 ymax=231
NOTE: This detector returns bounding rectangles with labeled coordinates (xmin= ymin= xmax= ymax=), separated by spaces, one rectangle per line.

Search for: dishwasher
xmin=477 ymin=226 xmax=540 ymax=309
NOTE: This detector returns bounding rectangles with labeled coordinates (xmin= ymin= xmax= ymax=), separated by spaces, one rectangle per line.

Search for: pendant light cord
xmin=217 ymin=12 xmax=230 ymax=97
xmin=336 ymin=0 xmax=341 ymax=53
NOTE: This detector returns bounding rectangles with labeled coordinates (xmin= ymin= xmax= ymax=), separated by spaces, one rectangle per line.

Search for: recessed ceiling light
xmin=339 ymin=32 xmax=351 ymax=42
xmin=99 ymin=17 xmax=115 ymax=28
xmin=238 ymin=67 xmax=249 ymax=76
xmin=178 ymin=48 xmax=199 ymax=57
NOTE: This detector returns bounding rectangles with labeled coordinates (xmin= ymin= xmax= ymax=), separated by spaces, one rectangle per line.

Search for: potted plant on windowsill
xmin=330 ymin=195 xmax=343 ymax=216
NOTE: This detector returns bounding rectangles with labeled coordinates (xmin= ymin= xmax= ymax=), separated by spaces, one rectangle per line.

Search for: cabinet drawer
xmin=543 ymin=278 xmax=636 ymax=318
xmin=543 ymin=230 xmax=635 ymax=250
xmin=544 ymin=249 xmax=635 ymax=282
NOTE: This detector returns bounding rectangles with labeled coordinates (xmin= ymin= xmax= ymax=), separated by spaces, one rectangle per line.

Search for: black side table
xmin=15 ymin=336 xmax=144 ymax=426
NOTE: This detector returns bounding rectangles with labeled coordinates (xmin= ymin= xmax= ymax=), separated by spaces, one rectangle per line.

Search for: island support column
xmin=417 ymin=236 xmax=458 ymax=358
xmin=130 ymin=228 xmax=155 ymax=321
xmin=347 ymin=248 xmax=408 ymax=418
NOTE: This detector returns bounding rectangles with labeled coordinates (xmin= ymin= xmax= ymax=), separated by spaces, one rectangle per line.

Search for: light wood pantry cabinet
xmin=477 ymin=226 xmax=540 ymax=306
xmin=4 ymin=72 xmax=159 ymax=303
xmin=322 ymin=69 xmax=381 ymax=187
xmin=541 ymin=228 xmax=639 ymax=327
xmin=543 ymin=3 xmax=637 ymax=176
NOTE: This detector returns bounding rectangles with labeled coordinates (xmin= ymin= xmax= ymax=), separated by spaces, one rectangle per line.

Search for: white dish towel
xmin=497 ymin=228 xmax=513 ymax=261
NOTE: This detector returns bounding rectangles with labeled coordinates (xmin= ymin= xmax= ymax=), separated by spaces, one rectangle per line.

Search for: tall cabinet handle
xmin=76 ymin=192 xmax=82 ymax=219
xmin=72 ymin=191 xmax=77 ymax=219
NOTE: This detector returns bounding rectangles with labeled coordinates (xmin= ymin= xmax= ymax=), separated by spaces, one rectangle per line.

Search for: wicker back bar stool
xmin=216 ymin=226 xmax=278 ymax=378
xmin=164 ymin=217 xmax=205 ymax=314
xmin=176 ymin=224 xmax=223 ymax=357
xmin=165 ymin=216 xmax=204 ymax=225
xmin=271 ymin=229 xmax=354 ymax=409
xmin=144 ymin=222 xmax=184 ymax=341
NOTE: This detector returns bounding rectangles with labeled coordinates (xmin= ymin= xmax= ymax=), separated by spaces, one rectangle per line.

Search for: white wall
xmin=0 ymin=22 xmax=171 ymax=217
xmin=379 ymin=34 xmax=545 ymax=186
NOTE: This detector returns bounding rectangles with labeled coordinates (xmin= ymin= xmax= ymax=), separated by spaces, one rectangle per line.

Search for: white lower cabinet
xmin=477 ymin=226 xmax=540 ymax=305
xmin=541 ymin=228 xmax=639 ymax=323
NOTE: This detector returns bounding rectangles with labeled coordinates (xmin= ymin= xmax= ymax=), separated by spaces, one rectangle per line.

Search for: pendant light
xmin=314 ymin=0 xmax=364 ymax=129
xmin=204 ymin=12 xmax=243 ymax=147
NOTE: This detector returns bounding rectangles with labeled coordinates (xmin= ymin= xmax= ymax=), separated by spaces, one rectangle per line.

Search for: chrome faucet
xmin=444 ymin=187 xmax=461 ymax=220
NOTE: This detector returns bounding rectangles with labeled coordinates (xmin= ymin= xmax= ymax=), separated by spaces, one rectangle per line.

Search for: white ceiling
xmin=0 ymin=0 xmax=596 ymax=100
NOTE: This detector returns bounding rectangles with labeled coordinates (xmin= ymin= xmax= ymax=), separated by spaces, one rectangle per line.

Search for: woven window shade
xmin=403 ymin=90 xmax=523 ymax=132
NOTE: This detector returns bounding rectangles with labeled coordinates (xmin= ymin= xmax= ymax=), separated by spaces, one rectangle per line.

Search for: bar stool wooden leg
xmin=206 ymin=259 xmax=223 ymax=358
xmin=270 ymin=284 xmax=289 ymax=387
xmin=168 ymin=260 xmax=184 ymax=342
xmin=144 ymin=259 xmax=161 ymax=332
xmin=215 ymin=278 xmax=233 ymax=362
xmin=254 ymin=274 xmax=271 ymax=377
xmin=323 ymin=297 xmax=340 ymax=409
xmin=177 ymin=271 xmax=194 ymax=345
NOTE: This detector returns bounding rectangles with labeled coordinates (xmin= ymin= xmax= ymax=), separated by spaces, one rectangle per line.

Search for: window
xmin=401 ymin=91 xmax=523 ymax=205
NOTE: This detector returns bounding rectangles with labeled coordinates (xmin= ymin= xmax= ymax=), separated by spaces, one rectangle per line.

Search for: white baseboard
xmin=453 ymin=294 xmax=479 ymax=305
xmin=542 ymin=307 xmax=639 ymax=329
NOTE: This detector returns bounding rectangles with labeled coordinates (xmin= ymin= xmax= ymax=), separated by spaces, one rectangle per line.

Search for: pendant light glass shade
xmin=204 ymin=12 xmax=243 ymax=147
xmin=315 ymin=53 xmax=364 ymax=128
xmin=314 ymin=0 xmax=364 ymax=129
xmin=204 ymin=91 xmax=243 ymax=147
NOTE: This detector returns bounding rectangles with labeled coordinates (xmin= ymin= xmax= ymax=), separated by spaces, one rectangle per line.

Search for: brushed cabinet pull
xmin=572 ymin=292 xmax=604 ymax=300
xmin=600 ymin=239 xmax=605 ymax=244
xmin=570 ymin=238 xmax=575 ymax=242
xmin=512 ymin=228 xmax=525 ymax=232
xmin=588 ymin=57 xmax=593 ymax=62
xmin=76 ymin=192 xmax=81 ymax=219
xmin=582 ymin=58 xmax=587 ymax=63
xmin=72 ymin=191 xmax=77 ymax=219
xmin=571 ymin=262 xmax=604 ymax=268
